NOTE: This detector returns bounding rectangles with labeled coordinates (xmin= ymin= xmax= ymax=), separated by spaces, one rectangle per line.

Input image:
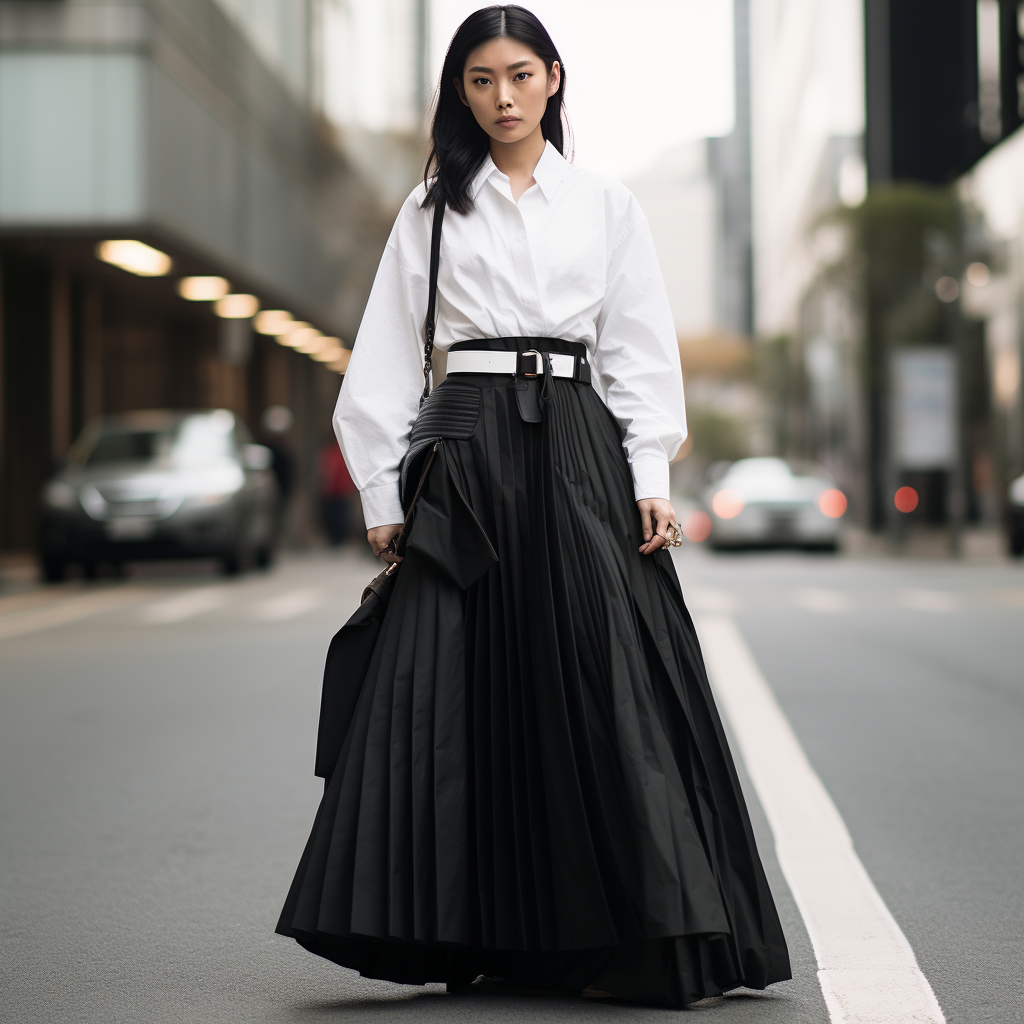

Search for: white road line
xmin=140 ymin=587 xmax=231 ymax=624
xmin=794 ymin=588 xmax=851 ymax=614
xmin=696 ymin=614 xmax=945 ymax=1024
xmin=252 ymin=587 xmax=324 ymax=621
xmin=0 ymin=587 xmax=152 ymax=642
xmin=899 ymin=589 xmax=959 ymax=614
xmin=686 ymin=586 xmax=738 ymax=613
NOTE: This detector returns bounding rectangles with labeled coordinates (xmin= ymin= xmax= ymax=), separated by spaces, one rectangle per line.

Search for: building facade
xmin=0 ymin=0 xmax=400 ymax=556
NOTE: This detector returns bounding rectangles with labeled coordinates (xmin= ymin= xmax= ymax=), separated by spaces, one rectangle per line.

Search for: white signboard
xmin=891 ymin=349 xmax=956 ymax=469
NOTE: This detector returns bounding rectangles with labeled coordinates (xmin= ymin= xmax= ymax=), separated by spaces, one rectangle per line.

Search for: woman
xmin=277 ymin=6 xmax=791 ymax=1009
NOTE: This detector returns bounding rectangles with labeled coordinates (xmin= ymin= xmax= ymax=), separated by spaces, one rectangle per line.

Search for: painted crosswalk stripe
xmin=0 ymin=587 xmax=152 ymax=642
xmin=697 ymin=614 xmax=945 ymax=1024
xmin=140 ymin=587 xmax=231 ymax=624
xmin=253 ymin=588 xmax=324 ymax=621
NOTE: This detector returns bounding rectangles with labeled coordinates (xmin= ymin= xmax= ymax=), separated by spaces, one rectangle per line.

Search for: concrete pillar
xmin=50 ymin=265 xmax=72 ymax=459
xmin=81 ymin=284 xmax=104 ymax=424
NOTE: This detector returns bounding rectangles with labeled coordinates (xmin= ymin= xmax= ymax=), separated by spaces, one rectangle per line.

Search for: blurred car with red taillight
xmin=700 ymin=457 xmax=846 ymax=551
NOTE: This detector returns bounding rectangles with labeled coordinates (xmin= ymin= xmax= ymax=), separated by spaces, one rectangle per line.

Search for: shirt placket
xmin=491 ymin=179 xmax=545 ymax=332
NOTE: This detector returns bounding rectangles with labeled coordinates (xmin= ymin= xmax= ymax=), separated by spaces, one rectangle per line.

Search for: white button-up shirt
xmin=334 ymin=141 xmax=687 ymax=529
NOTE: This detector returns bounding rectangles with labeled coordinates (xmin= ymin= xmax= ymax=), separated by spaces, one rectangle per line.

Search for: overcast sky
xmin=428 ymin=0 xmax=735 ymax=180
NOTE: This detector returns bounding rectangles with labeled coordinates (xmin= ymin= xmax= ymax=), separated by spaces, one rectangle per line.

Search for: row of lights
xmin=94 ymin=240 xmax=350 ymax=374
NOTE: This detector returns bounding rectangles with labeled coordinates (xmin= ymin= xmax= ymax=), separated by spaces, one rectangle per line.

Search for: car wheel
xmin=221 ymin=551 xmax=242 ymax=576
xmin=1010 ymin=518 xmax=1024 ymax=557
xmin=255 ymin=544 xmax=275 ymax=570
xmin=42 ymin=554 xmax=67 ymax=583
xmin=221 ymin=538 xmax=254 ymax=576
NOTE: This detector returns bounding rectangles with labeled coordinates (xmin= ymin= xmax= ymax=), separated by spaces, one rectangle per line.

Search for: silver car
xmin=40 ymin=410 xmax=279 ymax=580
xmin=701 ymin=457 xmax=846 ymax=551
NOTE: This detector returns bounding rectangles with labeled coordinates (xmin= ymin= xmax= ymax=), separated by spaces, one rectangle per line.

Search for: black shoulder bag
xmin=313 ymin=199 xmax=446 ymax=781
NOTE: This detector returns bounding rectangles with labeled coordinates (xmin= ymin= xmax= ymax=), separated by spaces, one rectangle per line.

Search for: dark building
xmin=866 ymin=0 xmax=1024 ymax=185
xmin=862 ymin=0 xmax=1024 ymax=543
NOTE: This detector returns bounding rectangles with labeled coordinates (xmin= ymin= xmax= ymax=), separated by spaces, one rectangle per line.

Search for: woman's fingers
xmin=637 ymin=500 xmax=678 ymax=555
xmin=639 ymin=504 xmax=654 ymax=543
xmin=367 ymin=525 xmax=404 ymax=560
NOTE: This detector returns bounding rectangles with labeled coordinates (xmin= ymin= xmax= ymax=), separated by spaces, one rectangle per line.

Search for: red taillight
xmin=818 ymin=488 xmax=847 ymax=519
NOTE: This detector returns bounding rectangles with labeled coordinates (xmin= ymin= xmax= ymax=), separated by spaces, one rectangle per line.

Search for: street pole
xmin=948 ymin=205 xmax=967 ymax=557
xmin=415 ymin=0 xmax=430 ymax=124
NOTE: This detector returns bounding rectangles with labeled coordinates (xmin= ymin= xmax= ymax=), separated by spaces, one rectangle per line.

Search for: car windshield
xmin=725 ymin=458 xmax=792 ymax=482
xmin=77 ymin=412 xmax=236 ymax=468
xmin=85 ymin=430 xmax=172 ymax=465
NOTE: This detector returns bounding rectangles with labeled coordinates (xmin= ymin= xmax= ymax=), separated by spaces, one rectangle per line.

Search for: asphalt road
xmin=0 ymin=545 xmax=1020 ymax=1023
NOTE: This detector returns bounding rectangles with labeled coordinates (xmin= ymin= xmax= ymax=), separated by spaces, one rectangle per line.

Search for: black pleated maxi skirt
xmin=276 ymin=338 xmax=791 ymax=1009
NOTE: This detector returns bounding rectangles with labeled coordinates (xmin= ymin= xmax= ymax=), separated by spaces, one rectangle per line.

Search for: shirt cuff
xmin=630 ymin=455 xmax=670 ymax=502
xmin=358 ymin=482 xmax=405 ymax=530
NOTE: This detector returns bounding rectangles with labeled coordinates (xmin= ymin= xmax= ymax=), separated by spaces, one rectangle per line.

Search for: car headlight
xmin=80 ymin=485 xmax=108 ymax=520
xmin=1010 ymin=476 xmax=1024 ymax=506
xmin=711 ymin=489 xmax=745 ymax=519
xmin=43 ymin=481 xmax=78 ymax=510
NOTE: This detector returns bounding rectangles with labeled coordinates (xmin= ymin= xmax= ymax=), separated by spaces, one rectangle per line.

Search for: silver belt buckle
xmin=520 ymin=349 xmax=543 ymax=378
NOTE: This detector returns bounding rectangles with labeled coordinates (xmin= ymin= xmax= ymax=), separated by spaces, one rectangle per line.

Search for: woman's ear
xmin=453 ymin=76 xmax=469 ymax=107
xmin=546 ymin=61 xmax=560 ymax=98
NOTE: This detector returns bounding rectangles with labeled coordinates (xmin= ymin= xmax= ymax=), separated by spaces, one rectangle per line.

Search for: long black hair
xmin=423 ymin=6 xmax=569 ymax=213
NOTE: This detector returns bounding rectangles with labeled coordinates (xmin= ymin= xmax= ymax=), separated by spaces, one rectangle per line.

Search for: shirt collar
xmin=468 ymin=140 xmax=570 ymax=202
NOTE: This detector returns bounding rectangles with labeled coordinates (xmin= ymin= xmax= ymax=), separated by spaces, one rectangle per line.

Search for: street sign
xmin=891 ymin=349 xmax=956 ymax=469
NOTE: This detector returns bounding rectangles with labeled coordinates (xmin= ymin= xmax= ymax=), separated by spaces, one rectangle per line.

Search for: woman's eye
xmin=473 ymin=77 xmax=491 ymax=86
xmin=514 ymin=72 xmax=530 ymax=82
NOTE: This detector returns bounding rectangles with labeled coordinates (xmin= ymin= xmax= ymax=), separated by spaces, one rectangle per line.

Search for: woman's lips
xmin=496 ymin=118 xmax=521 ymax=127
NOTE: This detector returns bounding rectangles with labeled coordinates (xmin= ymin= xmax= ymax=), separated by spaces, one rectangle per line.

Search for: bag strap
xmin=421 ymin=199 xmax=446 ymax=406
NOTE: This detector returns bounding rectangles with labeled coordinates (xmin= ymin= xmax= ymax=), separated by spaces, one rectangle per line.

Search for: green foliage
xmin=686 ymin=407 xmax=749 ymax=463
xmin=819 ymin=183 xmax=964 ymax=349
xmin=838 ymin=184 xmax=955 ymax=304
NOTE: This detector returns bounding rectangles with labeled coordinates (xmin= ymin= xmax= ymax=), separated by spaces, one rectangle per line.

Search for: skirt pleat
xmin=277 ymin=372 xmax=791 ymax=1008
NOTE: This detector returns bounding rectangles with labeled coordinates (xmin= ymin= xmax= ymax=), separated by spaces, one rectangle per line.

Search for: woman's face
xmin=456 ymin=37 xmax=560 ymax=146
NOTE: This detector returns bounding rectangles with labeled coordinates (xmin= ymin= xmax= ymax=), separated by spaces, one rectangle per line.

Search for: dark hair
xmin=423 ymin=5 xmax=569 ymax=213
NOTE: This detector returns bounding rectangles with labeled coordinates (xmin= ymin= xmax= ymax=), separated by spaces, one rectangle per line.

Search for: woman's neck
xmin=490 ymin=124 xmax=546 ymax=203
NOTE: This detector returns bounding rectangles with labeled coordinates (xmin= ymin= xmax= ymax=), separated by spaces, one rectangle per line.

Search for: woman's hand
xmin=638 ymin=498 xmax=678 ymax=555
xmin=367 ymin=524 xmax=404 ymax=562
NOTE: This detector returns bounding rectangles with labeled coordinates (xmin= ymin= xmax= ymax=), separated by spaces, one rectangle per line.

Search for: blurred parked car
xmin=1008 ymin=472 xmax=1024 ymax=556
xmin=701 ymin=457 xmax=847 ymax=551
xmin=40 ymin=410 xmax=278 ymax=580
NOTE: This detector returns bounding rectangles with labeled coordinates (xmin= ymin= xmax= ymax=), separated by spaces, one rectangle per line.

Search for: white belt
xmin=446 ymin=349 xmax=578 ymax=378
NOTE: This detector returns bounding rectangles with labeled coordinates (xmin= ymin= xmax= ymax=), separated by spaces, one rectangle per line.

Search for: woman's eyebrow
xmin=467 ymin=60 xmax=534 ymax=73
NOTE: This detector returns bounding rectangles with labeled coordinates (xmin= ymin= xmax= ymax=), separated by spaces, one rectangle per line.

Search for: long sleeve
xmin=333 ymin=192 xmax=430 ymax=529
xmin=592 ymin=207 xmax=687 ymax=502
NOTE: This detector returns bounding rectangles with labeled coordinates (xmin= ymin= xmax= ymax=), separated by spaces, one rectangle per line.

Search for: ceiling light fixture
xmin=284 ymin=326 xmax=321 ymax=350
xmin=214 ymin=294 xmax=259 ymax=319
xmin=311 ymin=338 xmax=344 ymax=362
xmin=276 ymin=323 xmax=312 ymax=347
xmin=178 ymin=276 xmax=230 ymax=301
xmin=326 ymin=350 xmax=351 ymax=374
xmin=96 ymin=240 xmax=172 ymax=277
xmin=254 ymin=310 xmax=294 ymax=335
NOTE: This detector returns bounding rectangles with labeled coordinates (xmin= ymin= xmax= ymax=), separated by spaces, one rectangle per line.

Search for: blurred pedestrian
xmin=277 ymin=6 xmax=790 ymax=1009
xmin=318 ymin=439 xmax=356 ymax=545
xmin=259 ymin=405 xmax=294 ymax=542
